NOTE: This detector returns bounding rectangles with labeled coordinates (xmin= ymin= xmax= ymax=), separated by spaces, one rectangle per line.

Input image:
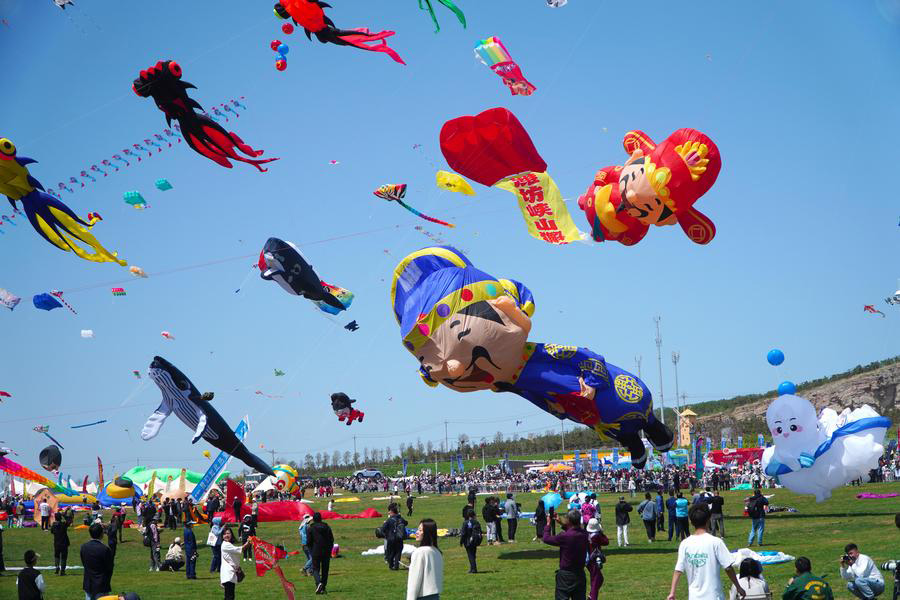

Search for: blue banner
xmin=720 ymin=436 xmax=727 ymax=450
xmin=612 ymin=447 xmax=619 ymax=465
xmin=503 ymin=452 xmax=511 ymax=474
xmin=190 ymin=418 xmax=248 ymax=503
xmin=450 ymin=458 xmax=456 ymax=476
xmin=574 ymin=450 xmax=582 ymax=473
xmin=695 ymin=436 xmax=704 ymax=478
xmin=402 ymin=458 xmax=408 ymax=477
xmin=456 ymin=454 xmax=464 ymax=473
xmin=705 ymin=437 xmax=711 ymax=455
xmin=737 ymin=435 xmax=743 ymax=449
xmin=590 ymin=449 xmax=599 ymax=472
xmin=757 ymin=433 xmax=765 ymax=448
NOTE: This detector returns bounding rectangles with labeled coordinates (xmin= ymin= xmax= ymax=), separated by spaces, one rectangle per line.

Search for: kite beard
xmin=317 ymin=27 xmax=406 ymax=65
xmin=178 ymin=114 xmax=279 ymax=172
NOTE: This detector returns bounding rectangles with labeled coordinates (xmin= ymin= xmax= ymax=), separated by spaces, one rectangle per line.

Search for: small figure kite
xmin=161 ymin=331 xmax=175 ymax=340
xmin=123 ymin=191 xmax=147 ymax=209
xmin=886 ymin=289 xmax=900 ymax=306
xmin=864 ymin=305 xmax=885 ymax=318
xmin=0 ymin=288 xmax=21 ymax=311
xmin=155 ymin=179 xmax=173 ymax=191
xmin=259 ymin=237 xmax=353 ymax=314
xmin=111 ymin=287 xmax=126 ymax=297
xmin=436 ymin=170 xmax=475 ymax=195
xmin=273 ymin=1 xmax=405 ymax=65
xmin=52 ymin=0 xmax=74 ymax=9
xmin=418 ymin=0 xmax=466 ymax=32
xmin=331 ymin=392 xmax=364 ymax=426
xmin=80 ymin=329 xmax=94 ymax=338
xmin=374 ymin=184 xmax=455 ymax=228
xmin=33 ymin=426 xmax=64 ymax=449
xmin=474 ymin=37 xmax=536 ymax=96
xmin=0 ymin=138 xmax=127 ymax=265
xmin=132 ymin=370 xmax=142 ymax=379
xmin=0 ymin=391 xmax=10 ymax=400
xmin=130 ymin=265 xmax=148 ymax=277
xmin=344 ymin=320 xmax=359 ymax=332
xmin=133 ymin=61 xmax=278 ymax=171
xmin=274 ymin=369 xmax=286 ymax=376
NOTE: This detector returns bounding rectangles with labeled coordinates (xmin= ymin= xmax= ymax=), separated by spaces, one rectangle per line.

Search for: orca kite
xmin=141 ymin=356 xmax=275 ymax=476
xmin=258 ymin=237 xmax=349 ymax=313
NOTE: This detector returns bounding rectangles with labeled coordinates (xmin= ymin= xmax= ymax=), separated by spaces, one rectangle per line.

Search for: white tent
xmin=252 ymin=476 xmax=277 ymax=495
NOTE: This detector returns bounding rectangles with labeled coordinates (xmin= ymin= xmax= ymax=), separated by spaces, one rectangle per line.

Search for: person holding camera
xmin=542 ymin=509 xmax=589 ymax=600
xmin=840 ymin=543 xmax=884 ymax=599
xmin=783 ymin=557 xmax=832 ymax=600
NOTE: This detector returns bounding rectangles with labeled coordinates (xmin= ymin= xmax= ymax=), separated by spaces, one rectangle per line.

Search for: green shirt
xmin=782 ymin=572 xmax=833 ymax=600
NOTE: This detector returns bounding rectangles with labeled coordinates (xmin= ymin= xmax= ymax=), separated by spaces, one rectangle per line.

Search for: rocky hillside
xmin=689 ymin=357 xmax=900 ymax=441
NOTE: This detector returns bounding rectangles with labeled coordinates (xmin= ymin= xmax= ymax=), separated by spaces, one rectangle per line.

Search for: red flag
xmin=82 ymin=475 xmax=89 ymax=493
xmin=224 ymin=479 xmax=247 ymax=522
xmin=251 ymin=537 xmax=295 ymax=600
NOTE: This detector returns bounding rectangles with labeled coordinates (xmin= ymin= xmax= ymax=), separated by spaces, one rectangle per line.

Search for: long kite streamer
xmin=0 ymin=456 xmax=76 ymax=495
xmin=70 ymin=420 xmax=108 ymax=429
xmin=374 ymin=184 xmax=455 ymax=228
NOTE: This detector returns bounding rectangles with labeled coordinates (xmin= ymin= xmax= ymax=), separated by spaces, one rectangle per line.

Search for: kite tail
xmin=397 ymin=199 xmax=455 ymax=228
xmin=336 ymin=29 xmax=406 ymax=65
xmin=439 ymin=0 xmax=466 ymax=27
xmin=226 ymin=442 xmax=276 ymax=477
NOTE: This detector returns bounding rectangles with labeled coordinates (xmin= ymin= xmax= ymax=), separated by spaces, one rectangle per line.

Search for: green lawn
xmin=2 ymin=483 xmax=898 ymax=599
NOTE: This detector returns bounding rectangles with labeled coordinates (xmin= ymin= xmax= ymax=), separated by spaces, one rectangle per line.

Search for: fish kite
xmin=259 ymin=237 xmax=353 ymax=315
xmin=331 ymin=392 xmax=364 ymax=426
xmin=418 ymin=0 xmax=466 ymax=32
xmin=391 ymin=246 xmax=674 ymax=467
xmin=133 ymin=61 xmax=278 ymax=171
xmin=474 ymin=37 xmax=536 ymax=96
xmin=52 ymin=0 xmax=74 ymax=9
xmin=142 ymin=356 xmax=275 ymax=476
xmin=344 ymin=320 xmax=359 ymax=332
xmin=864 ymin=305 xmax=885 ymax=318
xmin=273 ymin=1 xmax=405 ymax=64
xmin=0 ymin=138 xmax=127 ymax=265
xmin=374 ymin=184 xmax=455 ymax=228
xmin=274 ymin=369 xmax=285 ymax=376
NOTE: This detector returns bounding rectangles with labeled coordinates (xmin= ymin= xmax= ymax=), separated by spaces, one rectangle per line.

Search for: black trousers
xmin=223 ymin=581 xmax=235 ymax=600
xmin=643 ymin=519 xmax=656 ymax=540
xmin=54 ymin=546 xmax=67 ymax=573
xmin=385 ymin=540 xmax=403 ymax=569
xmin=311 ymin=556 xmax=330 ymax=588
xmin=507 ymin=519 xmax=517 ymax=541
xmin=41 ymin=516 xmax=49 ymax=530
xmin=465 ymin=545 xmax=477 ymax=572
xmin=108 ymin=541 xmax=117 ymax=560
xmin=555 ymin=568 xmax=586 ymax=600
xmin=495 ymin=520 xmax=505 ymax=542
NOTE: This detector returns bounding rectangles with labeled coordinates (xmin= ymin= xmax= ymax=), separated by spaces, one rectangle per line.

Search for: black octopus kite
xmin=132 ymin=60 xmax=278 ymax=171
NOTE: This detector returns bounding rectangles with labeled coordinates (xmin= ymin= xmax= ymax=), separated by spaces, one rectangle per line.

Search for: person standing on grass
xmin=39 ymin=499 xmax=51 ymax=531
xmin=406 ymin=494 xmax=415 ymax=517
xmin=183 ymin=520 xmax=198 ymax=580
xmin=308 ymin=512 xmax=334 ymax=595
xmin=106 ymin=514 xmax=118 ymax=561
xmin=219 ymin=527 xmax=250 ymax=600
xmin=745 ymin=489 xmax=768 ymax=547
xmin=675 ymin=493 xmax=689 ymax=541
xmin=209 ymin=516 xmax=224 ymax=573
xmin=406 ymin=519 xmax=443 ymax=600
xmin=381 ymin=502 xmax=408 ymax=571
xmin=534 ymin=500 xmax=547 ymax=542
xmin=81 ymin=523 xmax=114 ymax=600
xmin=657 ymin=491 xmax=666 ymax=533
xmin=0 ymin=521 xmax=5 ymax=574
xmin=586 ymin=518 xmax=610 ymax=600
xmin=17 ymin=549 xmax=45 ymax=600
xmin=543 ymin=509 xmax=589 ymax=600
xmin=147 ymin=516 xmax=161 ymax=572
xmin=459 ymin=507 xmax=482 ymax=574
xmin=50 ymin=512 xmax=70 ymax=575
xmin=709 ymin=491 xmax=725 ymax=538
xmin=298 ymin=514 xmax=313 ymax=576
xmin=614 ymin=496 xmax=632 ymax=547
xmin=638 ymin=492 xmax=659 ymax=543
xmin=504 ymin=493 xmax=519 ymax=543
xmin=666 ymin=490 xmax=679 ymax=541
xmin=666 ymin=504 xmax=745 ymax=600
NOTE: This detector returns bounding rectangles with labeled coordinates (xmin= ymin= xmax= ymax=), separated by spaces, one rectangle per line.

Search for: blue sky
xmin=1 ymin=0 xmax=898 ymax=479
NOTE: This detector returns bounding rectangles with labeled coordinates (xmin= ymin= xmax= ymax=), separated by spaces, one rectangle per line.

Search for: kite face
xmin=392 ymin=246 xmax=534 ymax=391
xmin=578 ymin=129 xmax=722 ymax=245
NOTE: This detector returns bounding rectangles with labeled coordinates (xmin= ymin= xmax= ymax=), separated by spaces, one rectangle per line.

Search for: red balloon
xmin=281 ymin=23 xmax=295 ymax=34
xmin=439 ymin=107 xmax=547 ymax=187
xmin=275 ymin=59 xmax=287 ymax=72
xmin=270 ymin=39 xmax=282 ymax=51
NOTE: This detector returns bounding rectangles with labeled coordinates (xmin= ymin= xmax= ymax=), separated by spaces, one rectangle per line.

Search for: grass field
xmin=2 ymin=483 xmax=899 ymax=599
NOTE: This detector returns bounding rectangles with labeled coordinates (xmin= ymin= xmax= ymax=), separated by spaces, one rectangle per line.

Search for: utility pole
xmin=353 ymin=436 xmax=357 ymax=466
xmin=444 ymin=421 xmax=449 ymax=457
xmin=672 ymin=351 xmax=681 ymax=438
xmin=635 ymin=355 xmax=642 ymax=379
xmin=481 ymin=444 xmax=486 ymax=471
xmin=654 ymin=316 xmax=665 ymax=425
xmin=267 ymin=449 xmax=277 ymax=467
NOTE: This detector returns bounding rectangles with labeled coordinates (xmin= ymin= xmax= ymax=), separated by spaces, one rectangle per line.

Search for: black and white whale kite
xmin=258 ymin=237 xmax=353 ymax=315
xmin=141 ymin=356 xmax=275 ymax=476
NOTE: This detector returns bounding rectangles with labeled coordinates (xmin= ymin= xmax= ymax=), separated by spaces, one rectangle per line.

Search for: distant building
xmin=678 ymin=409 xmax=697 ymax=447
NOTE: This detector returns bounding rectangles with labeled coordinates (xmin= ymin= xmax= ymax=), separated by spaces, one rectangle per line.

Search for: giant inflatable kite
xmin=439 ymin=108 xmax=582 ymax=245
xmin=258 ymin=237 xmax=353 ymax=315
xmin=141 ymin=356 xmax=275 ymax=476
xmin=273 ymin=1 xmax=405 ymax=64
xmin=576 ymin=129 xmax=722 ymax=246
xmin=391 ymin=246 xmax=673 ymax=466
xmin=0 ymin=138 xmax=126 ymax=265
xmin=133 ymin=61 xmax=278 ymax=171
xmin=474 ymin=37 xmax=535 ymax=96
xmin=762 ymin=394 xmax=890 ymax=502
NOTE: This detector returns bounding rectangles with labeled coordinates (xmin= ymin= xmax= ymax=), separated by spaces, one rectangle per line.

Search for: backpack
xmin=384 ymin=516 xmax=405 ymax=543
xmin=467 ymin=522 xmax=483 ymax=548
xmin=143 ymin=530 xmax=152 ymax=547
xmin=746 ymin=496 xmax=763 ymax=518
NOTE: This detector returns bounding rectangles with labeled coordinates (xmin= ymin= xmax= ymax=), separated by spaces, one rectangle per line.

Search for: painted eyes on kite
xmin=0 ymin=138 xmax=15 ymax=156
xmin=775 ymin=426 xmax=783 ymax=434
xmin=789 ymin=424 xmax=798 ymax=432
xmin=273 ymin=3 xmax=290 ymax=19
xmin=168 ymin=61 xmax=182 ymax=78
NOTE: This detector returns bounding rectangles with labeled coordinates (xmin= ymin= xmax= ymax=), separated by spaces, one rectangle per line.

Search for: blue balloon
xmin=767 ymin=349 xmax=785 ymax=366
xmin=540 ymin=492 xmax=563 ymax=512
xmin=778 ymin=381 xmax=796 ymax=395
xmin=277 ymin=44 xmax=289 ymax=55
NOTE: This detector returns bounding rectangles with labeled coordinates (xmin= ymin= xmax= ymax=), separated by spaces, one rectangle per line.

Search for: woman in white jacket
xmin=407 ymin=518 xmax=443 ymax=600
xmin=220 ymin=527 xmax=251 ymax=600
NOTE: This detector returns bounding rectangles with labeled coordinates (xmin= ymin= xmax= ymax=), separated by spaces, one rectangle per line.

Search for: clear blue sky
xmin=1 ymin=0 xmax=898 ymax=479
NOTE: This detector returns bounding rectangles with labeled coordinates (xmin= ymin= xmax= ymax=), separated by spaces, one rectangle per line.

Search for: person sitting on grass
xmin=729 ymin=558 xmax=768 ymax=600
xmin=667 ymin=504 xmax=745 ymax=600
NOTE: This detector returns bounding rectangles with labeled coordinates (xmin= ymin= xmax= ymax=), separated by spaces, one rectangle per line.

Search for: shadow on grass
xmin=497 ymin=549 xmax=559 ymax=560
xmin=604 ymin=547 xmax=678 ymax=556
xmin=768 ymin=512 xmax=897 ymax=519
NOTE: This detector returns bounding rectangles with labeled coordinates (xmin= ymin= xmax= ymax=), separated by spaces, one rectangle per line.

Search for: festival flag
xmin=402 ymin=458 xmax=408 ymax=477
xmin=590 ymin=448 xmax=599 ymax=472
xmin=456 ymin=454 xmax=464 ymax=474
xmin=574 ymin=450 xmax=582 ymax=473
xmin=694 ymin=437 xmax=704 ymax=479
xmin=720 ymin=435 xmax=726 ymax=450
xmin=757 ymin=433 xmax=764 ymax=448
xmin=97 ymin=457 xmax=104 ymax=489
xmin=705 ymin=437 xmax=711 ymax=455
xmin=191 ymin=417 xmax=248 ymax=503
xmin=450 ymin=459 xmax=456 ymax=476
xmin=737 ymin=435 xmax=743 ymax=449
xmin=251 ymin=537 xmax=296 ymax=600
xmin=612 ymin=447 xmax=619 ymax=465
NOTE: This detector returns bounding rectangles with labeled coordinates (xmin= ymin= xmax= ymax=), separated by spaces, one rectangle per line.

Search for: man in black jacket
xmin=106 ymin=514 xmax=118 ymax=560
xmin=307 ymin=512 xmax=334 ymax=595
xmin=614 ymin=496 xmax=632 ymax=547
xmin=80 ymin=523 xmax=113 ymax=600
xmin=381 ymin=503 xmax=408 ymax=570
xmin=16 ymin=549 xmax=45 ymax=600
xmin=50 ymin=513 xmax=70 ymax=575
